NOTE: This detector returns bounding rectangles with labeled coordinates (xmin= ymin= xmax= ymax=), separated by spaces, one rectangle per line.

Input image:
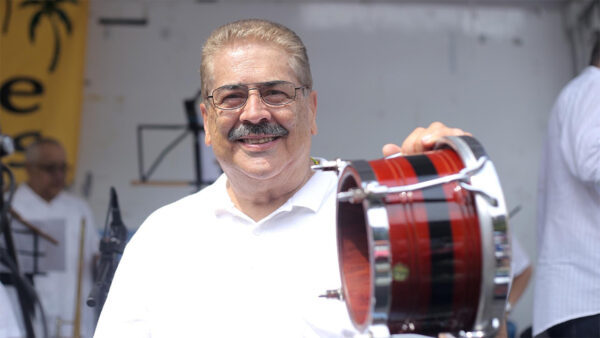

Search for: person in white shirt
xmin=533 ymin=38 xmax=600 ymax=337
xmin=94 ymin=19 xmax=471 ymax=337
xmin=9 ymin=138 xmax=99 ymax=337
xmin=0 ymin=282 xmax=21 ymax=338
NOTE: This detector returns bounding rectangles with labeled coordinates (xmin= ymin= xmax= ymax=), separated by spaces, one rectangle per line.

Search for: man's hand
xmin=382 ymin=121 xmax=471 ymax=157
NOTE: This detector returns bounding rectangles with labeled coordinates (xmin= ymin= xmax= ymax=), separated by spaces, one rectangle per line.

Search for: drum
xmin=315 ymin=136 xmax=511 ymax=337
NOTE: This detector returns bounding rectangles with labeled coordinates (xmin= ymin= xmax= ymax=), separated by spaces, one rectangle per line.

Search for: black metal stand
xmin=0 ymin=136 xmax=36 ymax=337
xmin=86 ymin=187 xmax=128 ymax=316
xmin=185 ymin=98 xmax=203 ymax=190
xmin=135 ymin=93 xmax=215 ymax=190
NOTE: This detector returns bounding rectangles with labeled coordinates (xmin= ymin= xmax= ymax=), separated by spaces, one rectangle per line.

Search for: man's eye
xmin=218 ymin=91 xmax=246 ymax=103
xmin=263 ymin=89 xmax=286 ymax=96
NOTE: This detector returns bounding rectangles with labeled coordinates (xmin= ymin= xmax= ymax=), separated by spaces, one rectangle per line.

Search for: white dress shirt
xmin=534 ymin=66 xmax=600 ymax=335
xmin=94 ymin=170 xmax=360 ymax=337
xmin=8 ymin=184 xmax=99 ymax=337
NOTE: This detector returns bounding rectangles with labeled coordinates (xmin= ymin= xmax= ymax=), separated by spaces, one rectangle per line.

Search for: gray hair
xmin=25 ymin=138 xmax=64 ymax=164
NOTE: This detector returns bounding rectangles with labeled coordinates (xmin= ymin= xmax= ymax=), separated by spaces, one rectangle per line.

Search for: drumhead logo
xmin=393 ymin=262 xmax=409 ymax=282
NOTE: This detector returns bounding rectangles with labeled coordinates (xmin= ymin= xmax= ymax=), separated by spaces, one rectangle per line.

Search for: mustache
xmin=228 ymin=122 xmax=289 ymax=141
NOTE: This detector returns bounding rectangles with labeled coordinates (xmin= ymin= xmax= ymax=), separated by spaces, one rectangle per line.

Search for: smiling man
xmin=94 ymin=19 xmax=468 ymax=337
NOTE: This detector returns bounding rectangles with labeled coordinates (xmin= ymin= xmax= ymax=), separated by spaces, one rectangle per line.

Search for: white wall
xmin=77 ymin=1 xmax=574 ymax=334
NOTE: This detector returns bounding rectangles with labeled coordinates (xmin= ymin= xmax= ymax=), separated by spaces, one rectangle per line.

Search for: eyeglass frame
xmin=32 ymin=162 xmax=69 ymax=174
xmin=206 ymin=80 xmax=309 ymax=111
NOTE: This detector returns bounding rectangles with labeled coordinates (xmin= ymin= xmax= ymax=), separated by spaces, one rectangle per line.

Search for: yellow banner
xmin=0 ymin=0 xmax=88 ymax=184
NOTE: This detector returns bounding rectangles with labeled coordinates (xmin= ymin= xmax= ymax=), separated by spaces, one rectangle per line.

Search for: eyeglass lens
xmin=211 ymin=81 xmax=301 ymax=110
xmin=37 ymin=163 xmax=68 ymax=174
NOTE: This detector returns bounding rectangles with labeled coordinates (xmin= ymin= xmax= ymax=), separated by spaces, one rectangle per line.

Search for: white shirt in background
xmin=8 ymin=184 xmax=99 ymax=338
xmin=534 ymin=66 xmax=600 ymax=335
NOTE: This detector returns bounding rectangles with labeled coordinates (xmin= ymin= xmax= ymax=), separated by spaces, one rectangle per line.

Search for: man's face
xmin=201 ymin=41 xmax=317 ymax=182
xmin=26 ymin=143 xmax=67 ymax=202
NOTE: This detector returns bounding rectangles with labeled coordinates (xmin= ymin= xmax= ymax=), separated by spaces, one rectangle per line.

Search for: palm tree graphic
xmin=21 ymin=0 xmax=77 ymax=73
xmin=2 ymin=0 xmax=13 ymax=34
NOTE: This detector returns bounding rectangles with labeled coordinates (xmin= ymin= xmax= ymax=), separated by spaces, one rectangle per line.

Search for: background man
xmin=534 ymin=38 xmax=600 ymax=337
xmin=9 ymin=138 xmax=98 ymax=337
xmin=94 ymin=19 xmax=469 ymax=337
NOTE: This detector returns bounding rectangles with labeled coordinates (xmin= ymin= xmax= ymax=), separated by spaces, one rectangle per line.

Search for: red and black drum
xmin=315 ymin=136 xmax=511 ymax=337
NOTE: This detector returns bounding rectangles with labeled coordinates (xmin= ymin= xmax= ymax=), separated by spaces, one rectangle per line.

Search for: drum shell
xmin=336 ymin=136 xmax=509 ymax=336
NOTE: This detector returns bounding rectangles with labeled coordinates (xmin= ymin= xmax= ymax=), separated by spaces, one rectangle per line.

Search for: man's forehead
xmin=210 ymin=41 xmax=297 ymax=86
xmin=37 ymin=143 xmax=66 ymax=161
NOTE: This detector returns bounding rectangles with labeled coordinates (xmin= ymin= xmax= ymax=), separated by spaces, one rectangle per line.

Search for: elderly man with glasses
xmin=8 ymin=138 xmax=98 ymax=337
xmin=95 ymin=19 xmax=469 ymax=337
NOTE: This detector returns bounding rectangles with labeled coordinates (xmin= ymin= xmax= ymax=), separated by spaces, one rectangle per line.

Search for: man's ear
xmin=200 ymin=102 xmax=212 ymax=146
xmin=309 ymin=90 xmax=318 ymax=135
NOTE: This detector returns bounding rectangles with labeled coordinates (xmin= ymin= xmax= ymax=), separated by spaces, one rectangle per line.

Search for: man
xmin=533 ymin=38 xmax=600 ymax=337
xmin=94 ymin=19 xmax=468 ymax=337
xmin=9 ymin=138 xmax=98 ymax=337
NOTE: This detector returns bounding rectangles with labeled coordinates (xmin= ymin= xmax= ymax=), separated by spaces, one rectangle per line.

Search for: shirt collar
xmin=211 ymin=166 xmax=337 ymax=221
xmin=19 ymin=183 xmax=64 ymax=206
xmin=284 ymin=169 xmax=336 ymax=213
xmin=211 ymin=174 xmax=237 ymax=216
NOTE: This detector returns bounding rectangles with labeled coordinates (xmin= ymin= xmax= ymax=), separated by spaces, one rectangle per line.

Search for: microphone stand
xmin=184 ymin=94 xmax=203 ymax=191
xmin=86 ymin=187 xmax=127 ymax=316
xmin=0 ymin=134 xmax=36 ymax=337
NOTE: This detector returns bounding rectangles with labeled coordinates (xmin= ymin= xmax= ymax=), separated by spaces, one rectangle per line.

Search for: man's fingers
xmin=398 ymin=122 xmax=472 ymax=155
xmin=382 ymin=143 xmax=403 ymax=157
xmin=401 ymin=127 xmax=426 ymax=155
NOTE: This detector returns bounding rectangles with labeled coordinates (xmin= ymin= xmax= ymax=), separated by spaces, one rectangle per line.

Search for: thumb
xmin=382 ymin=143 xmax=403 ymax=157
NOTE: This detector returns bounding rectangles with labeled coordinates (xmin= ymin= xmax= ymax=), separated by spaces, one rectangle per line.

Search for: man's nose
xmin=239 ymin=88 xmax=272 ymax=124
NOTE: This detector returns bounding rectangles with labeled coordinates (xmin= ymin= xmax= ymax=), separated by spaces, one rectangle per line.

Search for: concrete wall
xmin=76 ymin=1 xmax=575 ymax=334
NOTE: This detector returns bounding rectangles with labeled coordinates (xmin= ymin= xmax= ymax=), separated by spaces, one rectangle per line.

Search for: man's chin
xmin=228 ymin=160 xmax=282 ymax=181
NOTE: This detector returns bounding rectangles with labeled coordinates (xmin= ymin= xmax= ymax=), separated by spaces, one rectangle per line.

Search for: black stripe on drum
xmin=351 ymin=160 xmax=377 ymax=182
xmin=404 ymin=155 xmax=454 ymax=319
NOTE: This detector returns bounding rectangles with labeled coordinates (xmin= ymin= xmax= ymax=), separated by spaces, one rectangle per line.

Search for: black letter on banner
xmin=4 ymin=131 xmax=42 ymax=169
xmin=0 ymin=77 xmax=44 ymax=114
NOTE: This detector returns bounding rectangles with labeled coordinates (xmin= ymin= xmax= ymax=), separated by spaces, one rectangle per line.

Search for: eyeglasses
xmin=35 ymin=163 xmax=68 ymax=174
xmin=207 ymin=81 xmax=307 ymax=110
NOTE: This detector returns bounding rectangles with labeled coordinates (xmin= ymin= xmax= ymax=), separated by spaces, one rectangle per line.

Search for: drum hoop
xmin=435 ymin=136 xmax=510 ymax=336
xmin=337 ymin=161 xmax=393 ymax=332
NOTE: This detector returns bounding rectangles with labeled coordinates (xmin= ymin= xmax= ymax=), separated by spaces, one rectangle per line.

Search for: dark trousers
xmin=536 ymin=314 xmax=600 ymax=338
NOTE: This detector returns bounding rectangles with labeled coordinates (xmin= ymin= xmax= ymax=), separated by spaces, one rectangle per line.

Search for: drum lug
xmin=319 ymin=288 xmax=343 ymax=301
xmin=337 ymin=187 xmax=368 ymax=204
xmin=458 ymin=182 xmax=499 ymax=207
xmin=311 ymin=159 xmax=349 ymax=173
